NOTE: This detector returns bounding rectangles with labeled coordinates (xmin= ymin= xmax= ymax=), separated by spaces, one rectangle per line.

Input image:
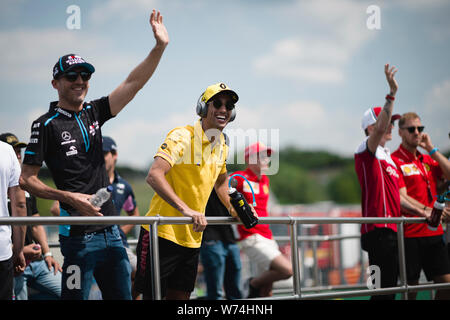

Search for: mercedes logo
xmin=62 ymin=131 xmax=71 ymax=141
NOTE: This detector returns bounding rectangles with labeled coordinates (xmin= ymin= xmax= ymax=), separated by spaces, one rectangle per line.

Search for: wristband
xmin=43 ymin=252 xmax=53 ymax=258
xmin=385 ymin=94 xmax=395 ymax=101
xmin=429 ymin=148 xmax=439 ymax=156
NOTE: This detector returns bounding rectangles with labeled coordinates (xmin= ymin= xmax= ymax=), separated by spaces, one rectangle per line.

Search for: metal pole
xmin=289 ymin=219 xmax=301 ymax=299
xmin=151 ymin=220 xmax=161 ymax=300
xmin=397 ymin=221 xmax=408 ymax=300
xmin=312 ymin=240 xmax=320 ymax=287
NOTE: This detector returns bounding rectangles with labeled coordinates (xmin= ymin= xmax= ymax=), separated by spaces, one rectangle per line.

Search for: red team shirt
xmin=232 ymin=168 xmax=273 ymax=241
xmin=392 ymin=144 xmax=444 ymax=238
xmin=354 ymin=138 xmax=401 ymax=235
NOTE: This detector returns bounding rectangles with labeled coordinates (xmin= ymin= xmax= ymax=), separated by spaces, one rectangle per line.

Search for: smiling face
xmin=202 ymin=92 xmax=234 ymax=131
xmin=52 ymin=67 xmax=90 ymax=110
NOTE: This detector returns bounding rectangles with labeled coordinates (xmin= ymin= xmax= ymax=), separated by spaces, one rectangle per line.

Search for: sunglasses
xmin=62 ymin=71 xmax=92 ymax=82
xmin=402 ymin=126 xmax=425 ymax=133
xmin=211 ymin=99 xmax=235 ymax=111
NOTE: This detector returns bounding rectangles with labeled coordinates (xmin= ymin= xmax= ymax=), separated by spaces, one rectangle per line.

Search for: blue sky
xmin=1 ymin=0 xmax=449 ymax=169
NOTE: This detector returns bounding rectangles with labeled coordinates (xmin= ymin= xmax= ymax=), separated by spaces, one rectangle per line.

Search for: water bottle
xmin=228 ymin=187 xmax=258 ymax=229
xmin=90 ymin=185 xmax=113 ymax=207
xmin=427 ymin=198 xmax=445 ymax=231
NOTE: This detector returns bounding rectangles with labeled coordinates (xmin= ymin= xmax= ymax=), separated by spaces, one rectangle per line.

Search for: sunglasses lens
xmin=64 ymin=72 xmax=78 ymax=82
xmin=63 ymin=71 xmax=91 ymax=82
xmin=226 ymin=102 xmax=235 ymax=111
xmin=212 ymin=100 xmax=221 ymax=109
xmin=406 ymin=126 xmax=425 ymax=133
xmin=80 ymin=72 xmax=91 ymax=81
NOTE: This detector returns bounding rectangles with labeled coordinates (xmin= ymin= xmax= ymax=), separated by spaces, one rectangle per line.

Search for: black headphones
xmin=196 ymin=92 xmax=236 ymax=122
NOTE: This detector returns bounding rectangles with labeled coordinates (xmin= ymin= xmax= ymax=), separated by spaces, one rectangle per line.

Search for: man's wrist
xmin=43 ymin=252 xmax=53 ymax=258
xmin=429 ymin=147 xmax=439 ymax=155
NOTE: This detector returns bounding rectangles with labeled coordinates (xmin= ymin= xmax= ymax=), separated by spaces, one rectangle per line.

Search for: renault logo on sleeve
xmin=62 ymin=131 xmax=72 ymax=141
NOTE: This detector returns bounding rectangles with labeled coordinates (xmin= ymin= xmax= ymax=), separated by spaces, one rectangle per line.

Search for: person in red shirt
xmin=232 ymin=142 xmax=292 ymax=298
xmin=355 ymin=64 xmax=424 ymax=300
xmin=392 ymin=112 xmax=450 ymax=299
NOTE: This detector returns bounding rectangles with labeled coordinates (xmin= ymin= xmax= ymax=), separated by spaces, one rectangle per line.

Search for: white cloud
xmin=104 ymin=109 xmax=199 ymax=169
xmin=253 ymin=0 xmax=375 ymax=84
xmin=0 ymin=28 xmax=140 ymax=83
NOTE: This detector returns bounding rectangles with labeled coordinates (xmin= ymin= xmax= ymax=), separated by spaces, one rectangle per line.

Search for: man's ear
xmin=51 ymin=79 xmax=58 ymax=89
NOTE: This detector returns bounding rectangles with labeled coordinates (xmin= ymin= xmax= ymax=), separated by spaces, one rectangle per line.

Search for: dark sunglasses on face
xmin=211 ymin=99 xmax=235 ymax=111
xmin=62 ymin=71 xmax=92 ymax=82
xmin=402 ymin=126 xmax=425 ymax=133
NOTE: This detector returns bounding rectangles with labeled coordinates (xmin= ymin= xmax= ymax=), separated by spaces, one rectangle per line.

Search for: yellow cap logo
xmin=238 ymin=200 xmax=244 ymax=207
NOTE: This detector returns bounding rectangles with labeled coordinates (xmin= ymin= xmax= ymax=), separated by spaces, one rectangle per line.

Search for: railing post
xmin=397 ymin=220 xmax=408 ymax=300
xmin=289 ymin=218 xmax=301 ymax=299
xmin=151 ymin=220 xmax=161 ymax=300
xmin=312 ymin=240 xmax=320 ymax=287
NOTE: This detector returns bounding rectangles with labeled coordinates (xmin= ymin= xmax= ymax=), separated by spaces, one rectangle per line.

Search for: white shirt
xmin=0 ymin=141 xmax=21 ymax=261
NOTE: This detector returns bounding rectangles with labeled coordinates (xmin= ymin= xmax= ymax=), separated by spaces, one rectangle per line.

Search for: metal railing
xmin=2 ymin=215 xmax=450 ymax=300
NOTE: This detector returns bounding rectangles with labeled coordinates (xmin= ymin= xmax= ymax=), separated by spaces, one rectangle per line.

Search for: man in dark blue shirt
xmin=19 ymin=10 xmax=169 ymax=300
xmin=102 ymin=136 xmax=140 ymax=299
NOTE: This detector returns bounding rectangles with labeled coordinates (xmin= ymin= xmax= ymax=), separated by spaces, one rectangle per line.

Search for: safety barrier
xmin=2 ymin=215 xmax=450 ymax=300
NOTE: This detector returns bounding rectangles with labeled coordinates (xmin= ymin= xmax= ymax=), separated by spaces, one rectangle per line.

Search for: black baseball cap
xmin=0 ymin=133 xmax=27 ymax=148
xmin=53 ymin=54 xmax=95 ymax=79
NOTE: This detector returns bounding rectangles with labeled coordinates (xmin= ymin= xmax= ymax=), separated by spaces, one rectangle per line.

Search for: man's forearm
xmin=109 ymin=44 xmax=167 ymax=116
xmin=147 ymin=171 xmax=190 ymax=215
xmin=9 ymin=186 xmax=27 ymax=253
xmin=31 ymin=221 xmax=51 ymax=255
xmin=400 ymin=194 xmax=427 ymax=218
xmin=20 ymin=174 xmax=69 ymax=204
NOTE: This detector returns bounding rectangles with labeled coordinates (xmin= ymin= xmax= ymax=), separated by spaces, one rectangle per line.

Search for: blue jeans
xmin=14 ymin=259 xmax=61 ymax=300
xmin=200 ymin=240 xmax=242 ymax=300
xmin=59 ymin=225 xmax=131 ymax=300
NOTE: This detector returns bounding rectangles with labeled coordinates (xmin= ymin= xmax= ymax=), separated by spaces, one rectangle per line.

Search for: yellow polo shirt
xmin=142 ymin=120 xmax=228 ymax=248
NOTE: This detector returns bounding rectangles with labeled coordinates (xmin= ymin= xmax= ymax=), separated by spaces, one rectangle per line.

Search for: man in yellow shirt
xmin=135 ymin=83 xmax=244 ymax=300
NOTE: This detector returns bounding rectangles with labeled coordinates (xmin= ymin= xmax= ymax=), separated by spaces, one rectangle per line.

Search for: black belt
xmin=69 ymin=225 xmax=115 ymax=237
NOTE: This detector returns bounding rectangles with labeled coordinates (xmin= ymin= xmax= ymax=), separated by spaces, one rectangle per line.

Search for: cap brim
xmin=209 ymin=89 xmax=239 ymax=104
xmin=13 ymin=142 xmax=27 ymax=148
xmin=66 ymin=62 xmax=95 ymax=73
xmin=391 ymin=114 xmax=401 ymax=121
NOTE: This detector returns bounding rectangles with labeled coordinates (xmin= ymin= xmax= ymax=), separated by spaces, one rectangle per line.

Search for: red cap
xmin=244 ymin=142 xmax=273 ymax=162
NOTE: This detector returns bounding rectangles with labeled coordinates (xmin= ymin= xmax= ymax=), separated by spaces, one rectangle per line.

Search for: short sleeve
xmin=154 ymin=127 xmax=191 ymax=167
xmin=8 ymin=146 xmax=21 ymax=188
xmin=23 ymin=119 xmax=48 ymax=167
xmin=88 ymin=96 xmax=114 ymax=127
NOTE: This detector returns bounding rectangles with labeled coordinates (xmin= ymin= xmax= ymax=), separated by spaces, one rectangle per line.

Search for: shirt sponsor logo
xmin=386 ymin=166 xmax=399 ymax=179
xmin=56 ymin=108 xmax=72 ymax=118
xmin=400 ymin=164 xmax=420 ymax=176
xmin=62 ymin=131 xmax=72 ymax=141
xmin=31 ymin=131 xmax=40 ymax=136
xmin=33 ymin=123 xmax=40 ymax=129
xmin=29 ymin=138 xmax=39 ymax=144
xmin=244 ymin=181 xmax=260 ymax=194
xmin=61 ymin=139 xmax=76 ymax=145
xmin=89 ymin=121 xmax=99 ymax=136
xmin=66 ymin=146 xmax=78 ymax=156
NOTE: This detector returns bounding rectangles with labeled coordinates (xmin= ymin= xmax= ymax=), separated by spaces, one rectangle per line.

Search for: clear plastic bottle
xmin=89 ymin=185 xmax=113 ymax=207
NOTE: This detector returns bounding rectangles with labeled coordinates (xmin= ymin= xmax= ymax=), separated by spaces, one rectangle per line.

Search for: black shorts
xmin=361 ymin=227 xmax=399 ymax=300
xmin=135 ymin=227 xmax=200 ymax=299
xmin=404 ymin=235 xmax=450 ymax=281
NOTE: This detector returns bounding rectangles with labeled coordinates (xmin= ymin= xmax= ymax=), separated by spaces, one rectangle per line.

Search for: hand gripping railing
xmin=2 ymin=215 xmax=450 ymax=300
